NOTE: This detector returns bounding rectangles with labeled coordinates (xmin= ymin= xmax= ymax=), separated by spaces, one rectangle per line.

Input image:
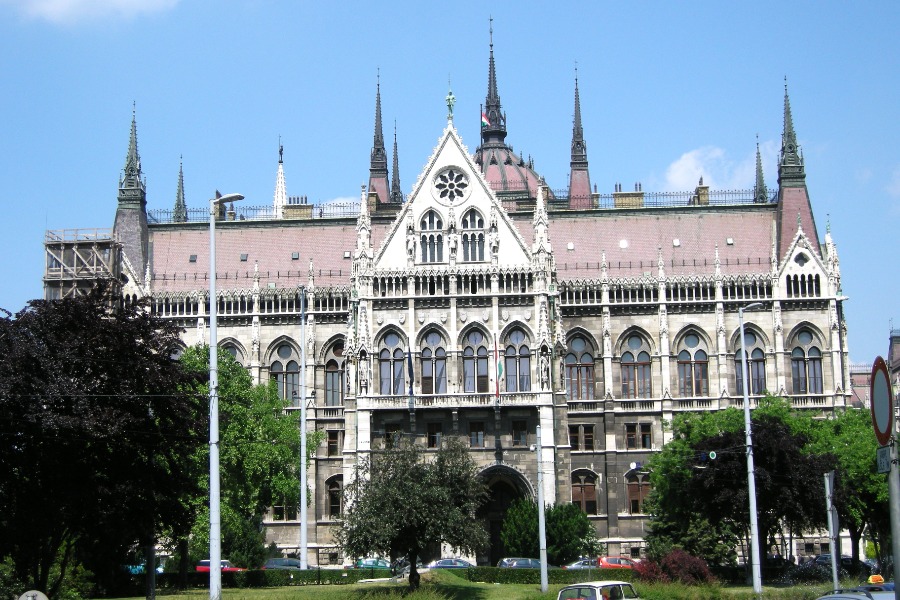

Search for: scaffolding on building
xmin=43 ymin=229 xmax=121 ymax=300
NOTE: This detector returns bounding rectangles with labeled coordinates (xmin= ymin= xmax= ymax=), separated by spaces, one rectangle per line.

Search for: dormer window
xmin=420 ymin=210 xmax=444 ymax=263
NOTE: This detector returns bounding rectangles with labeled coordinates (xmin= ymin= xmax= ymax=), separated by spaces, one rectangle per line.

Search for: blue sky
xmin=1 ymin=0 xmax=897 ymax=365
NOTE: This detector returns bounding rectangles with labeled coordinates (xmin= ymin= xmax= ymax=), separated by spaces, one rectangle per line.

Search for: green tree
xmin=809 ymin=407 xmax=888 ymax=568
xmin=500 ymin=498 xmax=602 ymax=566
xmin=0 ymin=289 xmax=204 ymax=596
xmin=338 ymin=437 xmax=488 ymax=589
xmin=177 ymin=346 xmax=323 ymax=569
xmin=646 ymin=396 xmax=836 ymax=570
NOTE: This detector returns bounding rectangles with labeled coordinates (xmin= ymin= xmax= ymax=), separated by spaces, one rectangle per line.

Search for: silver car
xmin=557 ymin=580 xmax=640 ymax=600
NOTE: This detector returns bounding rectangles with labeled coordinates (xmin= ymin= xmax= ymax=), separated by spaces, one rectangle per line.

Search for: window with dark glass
xmin=272 ymin=497 xmax=297 ymax=521
xmin=463 ymin=330 xmax=489 ymax=393
xmin=677 ymin=333 xmax=708 ymax=397
xmin=620 ymin=335 xmax=651 ymax=399
xmin=572 ymin=471 xmax=598 ymax=514
xmin=504 ymin=328 xmax=531 ymax=392
xmin=791 ymin=330 xmax=823 ymax=395
xmin=270 ymin=343 xmax=300 ymax=404
xmin=569 ymin=424 xmax=594 ymax=451
xmin=420 ymin=331 xmax=447 ymax=394
xmin=626 ymin=472 xmax=651 ymax=514
xmin=326 ymin=430 xmax=342 ymax=457
xmin=461 ymin=208 xmax=485 ymax=262
xmin=427 ymin=422 xmax=443 ymax=448
xmin=735 ymin=330 xmax=766 ymax=395
xmin=566 ymin=336 xmax=595 ymax=400
xmin=469 ymin=422 xmax=485 ymax=448
xmin=327 ymin=478 xmax=342 ymax=519
xmin=420 ymin=210 xmax=444 ymax=263
xmin=512 ymin=420 xmax=528 ymax=447
xmin=378 ymin=332 xmax=406 ymax=395
xmin=384 ymin=423 xmax=402 ymax=449
xmin=626 ymin=423 xmax=651 ymax=449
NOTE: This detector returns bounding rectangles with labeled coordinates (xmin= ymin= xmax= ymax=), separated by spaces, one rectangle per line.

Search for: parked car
xmin=814 ymin=589 xmax=894 ymax=600
xmin=557 ymin=580 xmax=640 ymax=600
xmin=349 ymin=557 xmax=391 ymax=570
xmin=263 ymin=557 xmax=304 ymax=570
xmin=426 ymin=558 xmax=474 ymax=569
xmin=498 ymin=557 xmax=541 ymax=568
xmin=598 ymin=556 xmax=636 ymax=569
xmin=563 ymin=558 xmax=598 ymax=570
xmin=195 ymin=560 xmax=245 ymax=572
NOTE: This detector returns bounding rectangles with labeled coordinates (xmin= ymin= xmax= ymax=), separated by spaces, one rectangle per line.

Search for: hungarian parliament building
xmin=44 ymin=41 xmax=850 ymax=567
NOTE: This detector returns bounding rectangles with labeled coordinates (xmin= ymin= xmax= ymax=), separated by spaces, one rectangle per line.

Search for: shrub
xmin=635 ymin=549 xmax=714 ymax=585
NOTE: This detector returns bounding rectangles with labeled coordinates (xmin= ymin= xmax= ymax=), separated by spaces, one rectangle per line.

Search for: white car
xmin=557 ymin=580 xmax=640 ymax=600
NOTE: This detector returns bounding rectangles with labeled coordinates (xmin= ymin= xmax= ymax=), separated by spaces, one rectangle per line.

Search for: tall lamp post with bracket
xmin=208 ymin=192 xmax=244 ymax=600
xmin=739 ymin=301 xmax=764 ymax=596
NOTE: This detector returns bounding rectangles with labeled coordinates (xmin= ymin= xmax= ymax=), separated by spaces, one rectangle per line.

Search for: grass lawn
xmin=121 ymin=570 xmax=836 ymax=600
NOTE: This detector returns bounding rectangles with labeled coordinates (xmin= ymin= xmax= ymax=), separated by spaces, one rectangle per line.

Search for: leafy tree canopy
xmin=500 ymin=498 xmax=602 ymax=566
xmin=338 ymin=437 xmax=488 ymax=589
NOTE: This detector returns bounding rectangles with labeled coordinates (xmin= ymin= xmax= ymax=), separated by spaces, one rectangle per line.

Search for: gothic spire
xmin=754 ymin=137 xmax=768 ymax=203
xmin=368 ymin=73 xmax=390 ymax=203
xmin=119 ymin=105 xmax=146 ymax=206
xmin=481 ymin=19 xmax=507 ymax=146
xmin=173 ymin=156 xmax=187 ymax=222
xmin=568 ymin=69 xmax=592 ymax=208
xmin=390 ymin=122 xmax=403 ymax=204
xmin=274 ymin=139 xmax=287 ymax=218
xmin=778 ymin=78 xmax=805 ymax=187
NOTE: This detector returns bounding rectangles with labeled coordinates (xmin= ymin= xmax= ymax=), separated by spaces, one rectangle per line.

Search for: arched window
xmin=461 ymin=208 xmax=485 ymax=262
xmin=572 ymin=471 xmax=598 ymax=515
xmin=379 ymin=332 xmax=406 ymax=395
xmin=626 ymin=472 xmax=651 ymax=514
xmin=621 ymin=335 xmax=651 ymax=399
xmin=504 ymin=328 xmax=531 ymax=392
xmin=677 ymin=333 xmax=708 ymax=397
xmin=462 ymin=330 xmax=489 ymax=393
xmin=566 ymin=336 xmax=595 ymax=400
xmin=420 ymin=210 xmax=444 ymax=263
xmin=420 ymin=330 xmax=447 ymax=394
xmin=270 ymin=343 xmax=300 ymax=405
xmin=324 ymin=341 xmax=345 ymax=407
xmin=791 ymin=330 xmax=823 ymax=394
xmin=734 ymin=329 xmax=766 ymax=395
xmin=222 ymin=342 xmax=244 ymax=364
xmin=327 ymin=476 xmax=342 ymax=519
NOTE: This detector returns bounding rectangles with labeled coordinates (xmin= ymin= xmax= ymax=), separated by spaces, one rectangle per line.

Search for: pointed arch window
xmin=270 ymin=343 xmax=300 ymax=405
xmin=734 ymin=330 xmax=766 ymax=395
xmin=791 ymin=330 xmax=823 ymax=394
xmin=461 ymin=208 xmax=485 ymax=262
xmin=626 ymin=472 xmax=651 ymax=514
xmin=504 ymin=328 xmax=531 ymax=392
xmin=621 ymin=335 xmax=651 ymax=399
xmin=420 ymin=210 xmax=444 ymax=263
xmin=566 ymin=336 xmax=595 ymax=401
xmin=379 ymin=332 xmax=406 ymax=395
xmin=327 ymin=476 xmax=343 ymax=519
xmin=677 ymin=333 xmax=708 ymax=397
xmin=462 ymin=330 xmax=489 ymax=393
xmin=571 ymin=471 xmax=598 ymax=515
xmin=420 ymin=330 xmax=447 ymax=394
xmin=324 ymin=341 xmax=345 ymax=407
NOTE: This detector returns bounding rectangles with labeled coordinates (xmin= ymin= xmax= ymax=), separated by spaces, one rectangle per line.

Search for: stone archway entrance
xmin=477 ymin=465 xmax=533 ymax=566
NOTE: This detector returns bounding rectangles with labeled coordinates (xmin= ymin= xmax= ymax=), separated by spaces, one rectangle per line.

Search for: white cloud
xmin=661 ymin=141 xmax=779 ymax=193
xmin=1 ymin=0 xmax=179 ymax=24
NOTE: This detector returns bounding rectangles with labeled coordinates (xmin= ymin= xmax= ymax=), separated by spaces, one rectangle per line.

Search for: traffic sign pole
xmin=870 ymin=357 xmax=900 ymax=600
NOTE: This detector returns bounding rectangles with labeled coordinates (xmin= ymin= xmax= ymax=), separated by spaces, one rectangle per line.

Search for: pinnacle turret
xmin=118 ymin=106 xmax=146 ymax=207
xmin=754 ymin=139 xmax=768 ymax=203
xmin=568 ymin=71 xmax=592 ymax=208
xmin=390 ymin=123 xmax=403 ymax=204
xmin=480 ymin=20 xmax=507 ymax=146
xmin=173 ymin=157 xmax=186 ymax=222
xmin=113 ymin=106 xmax=150 ymax=281
xmin=778 ymin=79 xmax=806 ymax=187
xmin=368 ymin=74 xmax=391 ymax=203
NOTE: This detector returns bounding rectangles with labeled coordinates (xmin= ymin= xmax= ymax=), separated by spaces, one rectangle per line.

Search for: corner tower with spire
xmin=568 ymin=72 xmax=592 ymax=209
xmin=113 ymin=107 xmax=150 ymax=284
xmin=367 ymin=74 xmax=391 ymax=205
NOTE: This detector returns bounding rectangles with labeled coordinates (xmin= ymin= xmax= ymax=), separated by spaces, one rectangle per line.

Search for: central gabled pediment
xmin=374 ymin=121 xmax=530 ymax=270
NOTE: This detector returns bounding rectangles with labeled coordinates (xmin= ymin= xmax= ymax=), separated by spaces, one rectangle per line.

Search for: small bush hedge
xmin=144 ymin=568 xmax=373 ymax=589
xmin=464 ymin=566 xmax=634 ymax=585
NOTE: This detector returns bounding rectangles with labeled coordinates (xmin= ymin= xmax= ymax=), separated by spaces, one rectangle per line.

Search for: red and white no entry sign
xmin=870 ymin=356 xmax=894 ymax=447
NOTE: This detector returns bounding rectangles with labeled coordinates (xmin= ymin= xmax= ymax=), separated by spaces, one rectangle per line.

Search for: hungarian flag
xmin=481 ymin=113 xmax=491 ymax=128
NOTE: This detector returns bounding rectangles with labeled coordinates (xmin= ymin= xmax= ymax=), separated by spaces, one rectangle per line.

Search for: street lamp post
xmin=299 ymin=285 xmax=308 ymax=568
xmin=209 ymin=192 xmax=244 ymax=600
xmin=739 ymin=301 xmax=764 ymax=596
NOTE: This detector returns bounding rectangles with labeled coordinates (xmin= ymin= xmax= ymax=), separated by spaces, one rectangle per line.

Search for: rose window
xmin=434 ymin=168 xmax=468 ymax=202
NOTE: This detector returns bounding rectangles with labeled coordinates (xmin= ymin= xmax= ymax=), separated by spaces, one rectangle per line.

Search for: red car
xmin=195 ymin=560 xmax=246 ymax=572
xmin=597 ymin=556 xmax=636 ymax=569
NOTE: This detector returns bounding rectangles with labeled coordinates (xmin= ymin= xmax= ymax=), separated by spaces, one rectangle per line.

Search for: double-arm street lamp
xmin=739 ymin=301 xmax=764 ymax=596
xmin=209 ymin=193 xmax=244 ymax=600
